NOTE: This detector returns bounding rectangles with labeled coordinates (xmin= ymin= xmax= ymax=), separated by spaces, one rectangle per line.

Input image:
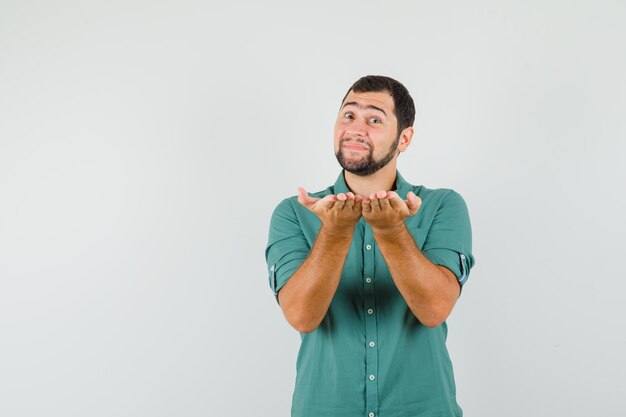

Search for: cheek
xmin=333 ymin=123 xmax=342 ymax=136
xmin=333 ymin=126 xmax=343 ymax=145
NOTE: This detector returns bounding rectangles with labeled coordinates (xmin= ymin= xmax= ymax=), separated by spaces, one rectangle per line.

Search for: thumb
xmin=406 ymin=191 xmax=422 ymax=215
xmin=297 ymin=187 xmax=317 ymax=209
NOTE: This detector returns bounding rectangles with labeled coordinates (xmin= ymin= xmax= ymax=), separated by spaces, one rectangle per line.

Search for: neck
xmin=343 ymin=162 xmax=398 ymax=198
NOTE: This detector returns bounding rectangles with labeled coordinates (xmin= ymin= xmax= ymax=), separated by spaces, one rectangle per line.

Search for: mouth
xmin=342 ymin=140 xmax=369 ymax=151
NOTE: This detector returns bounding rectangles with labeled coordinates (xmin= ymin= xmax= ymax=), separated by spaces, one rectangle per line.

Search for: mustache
xmin=341 ymin=137 xmax=372 ymax=149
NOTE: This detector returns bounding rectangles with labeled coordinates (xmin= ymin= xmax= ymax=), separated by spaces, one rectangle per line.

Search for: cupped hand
xmin=297 ymin=188 xmax=363 ymax=236
xmin=362 ymin=190 xmax=422 ymax=233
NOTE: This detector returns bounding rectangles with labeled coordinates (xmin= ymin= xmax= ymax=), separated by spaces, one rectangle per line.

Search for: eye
xmin=343 ymin=112 xmax=354 ymax=119
xmin=369 ymin=117 xmax=381 ymax=124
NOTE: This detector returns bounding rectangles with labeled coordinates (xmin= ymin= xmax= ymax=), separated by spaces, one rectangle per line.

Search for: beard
xmin=335 ymin=134 xmax=400 ymax=177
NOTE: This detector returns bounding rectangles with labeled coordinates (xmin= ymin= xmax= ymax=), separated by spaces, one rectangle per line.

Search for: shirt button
xmin=365 ymin=277 xmax=372 ymax=283
xmin=365 ymin=244 xmax=372 ymax=250
xmin=369 ymin=374 xmax=376 ymax=381
xmin=367 ymin=308 xmax=374 ymax=315
xmin=369 ymin=341 xmax=376 ymax=347
xmin=460 ymin=254 xmax=466 ymax=260
xmin=369 ymin=413 xmax=375 ymax=417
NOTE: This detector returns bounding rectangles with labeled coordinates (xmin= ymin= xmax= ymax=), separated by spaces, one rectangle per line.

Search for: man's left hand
xmin=362 ymin=190 xmax=422 ymax=234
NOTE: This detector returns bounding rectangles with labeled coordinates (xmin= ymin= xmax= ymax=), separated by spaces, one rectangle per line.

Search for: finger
xmin=376 ymin=190 xmax=387 ymax=199
xmin=333 ymin=195 xmax=346 ymax=210
xmin=343 ymin=196 xmax=355 ymax=210
xmin=297 ymin=187 xmax=317 ymax=209
xmin=369 ymin=197 xmax=381 ymax=213
xmin=318 ymin=194 xmax=337 ymax=209
xmin=387 ymin=191 xmax=404 ymax=210
xmin=378 ymin=195 xmax=391 ymax=210
xmin=352 ymin=199 xmax=362 ymax=214
xmin=362 ymin=198 xmax=372 ymax=213
xmin=346 ymin=192 xmax=355 ymax=200
xmin=406 ymin=191 xmax=422 ymax=215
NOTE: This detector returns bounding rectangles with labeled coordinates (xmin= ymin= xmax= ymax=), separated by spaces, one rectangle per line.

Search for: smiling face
xmin=334 ymin=90 xmax=413 ymax=177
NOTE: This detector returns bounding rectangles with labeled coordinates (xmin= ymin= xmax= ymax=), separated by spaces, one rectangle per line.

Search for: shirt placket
xmin=363 ymin=224 xmax=379 ymax=417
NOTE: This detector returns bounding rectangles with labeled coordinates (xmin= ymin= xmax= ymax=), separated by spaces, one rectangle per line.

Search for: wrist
xmin=371 ymin=223 xmax=407 ymax=237
xmin=320 ymin=222 xmax=356 ymax=240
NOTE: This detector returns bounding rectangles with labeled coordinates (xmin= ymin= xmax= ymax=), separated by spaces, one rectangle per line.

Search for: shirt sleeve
xmin=265 ymin=198 xmax=311 ymax=305
xmin=421 ymin=190 xmax=475 ymax=290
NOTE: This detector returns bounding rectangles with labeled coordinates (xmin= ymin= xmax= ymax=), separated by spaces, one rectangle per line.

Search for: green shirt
xmin=265 ymin=170 xmax=475 ymax=417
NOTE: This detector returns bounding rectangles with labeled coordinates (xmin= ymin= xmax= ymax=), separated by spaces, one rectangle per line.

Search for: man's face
xmin=334 ymin=90 xmax=405 ymax=177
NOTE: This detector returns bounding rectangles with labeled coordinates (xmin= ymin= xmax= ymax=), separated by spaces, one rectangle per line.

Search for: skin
xmin=277 ymin=90 xmax=460 ymax=332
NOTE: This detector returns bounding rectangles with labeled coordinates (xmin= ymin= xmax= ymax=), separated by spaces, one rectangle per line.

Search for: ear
xmin=397 ymin=126 xmax=414 ymax=153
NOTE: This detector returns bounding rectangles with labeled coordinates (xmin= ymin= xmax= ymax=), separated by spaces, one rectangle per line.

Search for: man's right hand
xmin=297 ymin=188 xmax=363 ymax=237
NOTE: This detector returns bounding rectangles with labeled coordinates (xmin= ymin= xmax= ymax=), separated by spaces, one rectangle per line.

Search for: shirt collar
xmin=333 ymin=169 xmax=414 ymax=198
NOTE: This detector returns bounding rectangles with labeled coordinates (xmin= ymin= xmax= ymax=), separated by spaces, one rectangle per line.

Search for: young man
xmin=265 ymin=75 xmax=475 ymax=417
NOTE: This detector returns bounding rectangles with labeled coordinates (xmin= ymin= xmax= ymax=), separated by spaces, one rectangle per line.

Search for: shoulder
xmin=421 ymin=188 xmax=471 ymax=233
xmin=412 ymin=184 xmax=468 ymax=211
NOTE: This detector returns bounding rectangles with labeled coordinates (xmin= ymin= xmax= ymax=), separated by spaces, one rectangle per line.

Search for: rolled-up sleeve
xmin=265 ymin=198 xmax=310 ymax=305
xmin=421 ymin=190 xmax=475 ymax=289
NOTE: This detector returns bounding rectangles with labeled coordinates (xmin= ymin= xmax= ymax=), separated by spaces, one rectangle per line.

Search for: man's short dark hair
xmin=341 ymin=75 xmax=416 ymax=135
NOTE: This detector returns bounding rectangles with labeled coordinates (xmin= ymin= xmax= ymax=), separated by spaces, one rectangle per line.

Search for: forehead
xmin=341 ymin=90 xmax=395 ymax=115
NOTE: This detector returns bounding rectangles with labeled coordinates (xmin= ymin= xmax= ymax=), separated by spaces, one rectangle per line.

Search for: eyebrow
xmin=341 ymin=101 xmax=387 ymax=117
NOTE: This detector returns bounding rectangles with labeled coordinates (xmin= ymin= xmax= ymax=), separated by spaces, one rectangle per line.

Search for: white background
xmin=1 ymin=1 xmax=625 ymax=416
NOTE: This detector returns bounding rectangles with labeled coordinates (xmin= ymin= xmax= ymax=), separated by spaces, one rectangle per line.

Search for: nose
xmin=346 ymin=117 xmax=367 ymax=136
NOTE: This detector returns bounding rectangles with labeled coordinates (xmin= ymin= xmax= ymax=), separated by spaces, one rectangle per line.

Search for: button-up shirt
xmin=265 ymin=170 xmax=475 ymax=417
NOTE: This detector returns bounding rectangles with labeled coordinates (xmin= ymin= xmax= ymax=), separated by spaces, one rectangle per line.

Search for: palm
xmin=297 ymin=188 xmax=362 ymax=231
